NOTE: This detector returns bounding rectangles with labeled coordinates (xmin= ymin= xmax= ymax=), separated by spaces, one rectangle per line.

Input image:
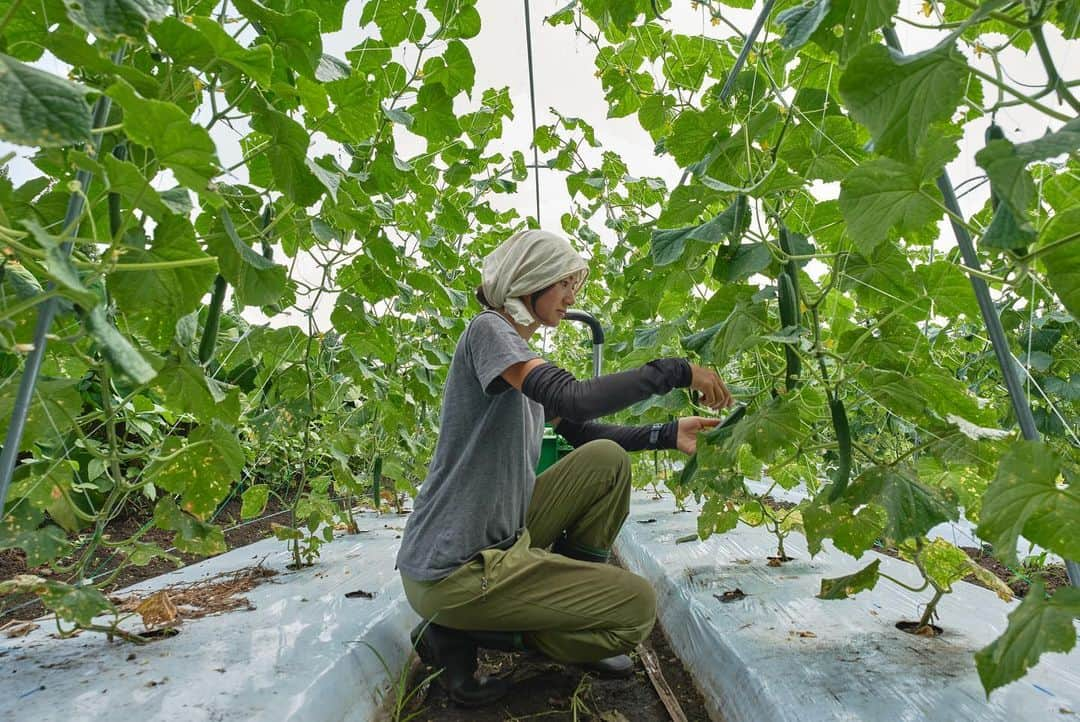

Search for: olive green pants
xmin=400 ymin=439 xmax=656 ymax=663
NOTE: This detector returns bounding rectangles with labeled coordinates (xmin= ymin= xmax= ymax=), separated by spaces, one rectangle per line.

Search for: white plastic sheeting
xmin=614 ymin=489 xmax=1080 ymax=722
xmin=0 ymin=511 xmax=420 ymax=722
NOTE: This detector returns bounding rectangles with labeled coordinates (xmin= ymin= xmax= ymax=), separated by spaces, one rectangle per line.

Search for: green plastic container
xmin=537 ymin=424 xmax=574 ymax=473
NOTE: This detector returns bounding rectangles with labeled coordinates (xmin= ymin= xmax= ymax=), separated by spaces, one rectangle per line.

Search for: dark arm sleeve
xmin=520 ymin=358 xmax=692 ymax=422
xmin=555 ymin=419 xmax=680 ymax=452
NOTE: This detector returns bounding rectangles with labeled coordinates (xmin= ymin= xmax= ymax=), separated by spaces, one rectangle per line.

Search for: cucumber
xmin=198 ymin=274 xmax=227 ymax=364
xmin=372 ymin=456 xmax=383 ymax=509
xmin=827 ymin=396 xmax=852 ymax=502
xmin=777 ymin=225 xmax=800 ymax=293
xmin=778 ymin=272 xmax=798 ymax=328
xmin=778 ymin=271 xmax=801 ymax=390
xmin=985 ymin=123 xmax=1005 ymax=212
xmin=108 ymin=143 xmax=127 ymax=238
xmin=260 ymin=205 xmax=274 ymax=261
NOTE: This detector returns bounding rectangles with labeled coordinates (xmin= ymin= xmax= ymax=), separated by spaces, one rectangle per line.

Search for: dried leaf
xmin=135 ymin=590 xmax=179 ymax=629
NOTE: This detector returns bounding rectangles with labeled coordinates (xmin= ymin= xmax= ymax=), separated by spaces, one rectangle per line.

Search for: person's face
xmin=531 ymin=276 xmax=578 ymax=327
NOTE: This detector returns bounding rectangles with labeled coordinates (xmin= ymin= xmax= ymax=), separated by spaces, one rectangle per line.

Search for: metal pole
xmin=523 ymin=0 xmax=542 ymax=225
xmin=677 ymin=0 xmax=777 ymax=187
xmin=0 ymin=49 xmax=125 ymax=511
xmin=882 ymin=27 xmax=1078 ymax=587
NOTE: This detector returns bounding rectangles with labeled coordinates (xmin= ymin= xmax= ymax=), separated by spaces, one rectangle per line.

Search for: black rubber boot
xmin=469 ymin=630 xmax=633 ymax=677
xmin=467 ymin=630 xmax=528 ymax=653
xmin=578 ymin=654 xmax=635 ymax=678
xmin=410 ymin=622 xmax=510 ymax=707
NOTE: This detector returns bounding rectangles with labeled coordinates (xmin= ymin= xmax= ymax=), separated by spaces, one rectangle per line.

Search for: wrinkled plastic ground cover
xmin=615 ymin=489 xmax=1080 ymax=722
xmin=0 ymin=510 xmax=419 ymax=722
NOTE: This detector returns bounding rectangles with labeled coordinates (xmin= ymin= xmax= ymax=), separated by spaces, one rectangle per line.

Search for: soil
xmin=399 ymin=619 xmax=716 ymax=722
xmin=0 ymin=492 xmax=293 ymax=624
xmin=958 ymin=545 xmax=1071 ymax=598
xmin=895 ymin=621 xmax=944 ymax=637
xmin=870 ymin=543 xmax=1070 ymax=599
xmin=755 ymin=495 xmax=1071 ymax=600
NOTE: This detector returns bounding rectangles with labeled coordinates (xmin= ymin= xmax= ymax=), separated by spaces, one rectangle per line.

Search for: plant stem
xmin=879 ymin=570 xmax=931 ymax=594
xmin=1030 ymin=23 xmax=1080 ymax=112
xmin=964 ymin=63 xmax=1073 ymax=121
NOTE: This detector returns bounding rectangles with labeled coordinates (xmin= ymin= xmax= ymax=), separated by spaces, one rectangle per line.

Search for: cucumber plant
xmin=560 ymin=0 xmax=1080 ymax=696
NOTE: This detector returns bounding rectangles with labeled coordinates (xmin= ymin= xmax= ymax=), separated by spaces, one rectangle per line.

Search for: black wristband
xmin=557 ymin=419 xmax=680 ymax=452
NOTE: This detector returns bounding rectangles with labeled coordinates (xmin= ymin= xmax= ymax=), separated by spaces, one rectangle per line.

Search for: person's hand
xmin=676 ymin=416 xmax=722 ymax=454
xmin=689 ymin=364 xmax=733 ymax=410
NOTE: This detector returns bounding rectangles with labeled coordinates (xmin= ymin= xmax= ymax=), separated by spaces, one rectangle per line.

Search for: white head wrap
xmin=481 ymin=230 xmax=589 ymax=326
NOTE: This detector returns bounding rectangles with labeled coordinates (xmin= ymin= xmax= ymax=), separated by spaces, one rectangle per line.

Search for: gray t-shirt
xmin=396 ymin=311 xmax=545 ymax=581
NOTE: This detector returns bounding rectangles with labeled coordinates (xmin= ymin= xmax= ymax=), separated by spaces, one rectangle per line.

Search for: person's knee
xmin=611 ymin=577 xmax=657 ymax=651
xmin=625 ymin=572 xmax=657 ymax=627
xmin=580 ymin=439 xmax=631 ymax=485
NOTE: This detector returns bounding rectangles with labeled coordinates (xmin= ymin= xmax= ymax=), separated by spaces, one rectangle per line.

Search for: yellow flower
xmin=921 ymin=2 xmax=934 ymax=18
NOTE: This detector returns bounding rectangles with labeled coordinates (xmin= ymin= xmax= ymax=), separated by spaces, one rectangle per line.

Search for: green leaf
xmin=697 ymin=495 xmax=739 ymax=540
xmin=38 ymin=581 xmax=114 ymax=626
xmin=64 ymin=0 xmax=170 ymax=41
xmin=777 ymin=0 xmax=831 ymax=50
xmin=976 ymin=441 xmax=1080 ymax=566
xmin=0 ymin=379 xmax=82 ymax=452
xmin=803 ymin=502 xmax=886 ymax=558
xmin=106 ymin=80 xmax=220 ymax=194
xmin=20 ymin=220 xmax=99 ymax=308
xmin=361 ymin=0 xmax=426 ymax=44
xmin=712 ymin=242 xmax=771 ymax=283
xmin=1039 ymin=206 xmax=1080 ymax=319
xmin=981 ymin=203 xmax=1037 ymax=252
xmin=324 ymin=73 xmax=382 ymax=143
xmin=84 ymin=305 xmax=157 ymax=384
xmin=920 ymin=537 xmax=972 ymax=592
xmin=99 ymin=153 xmax=173 ymax=221
xmin=915 ymin=261 xmax=980 ymax=320
xmin=0 ymin=53 xmax=92 ymax=147
xmin=152 ymin=355 xmax=240 ymax=424
xmin=809 ymin=0 xmax=898 ymax=64
xmin=241 ymin=484 xmax=270 ymax=519
xmin=666 ymin=105 xmax=728 ymax=167
xmin=845 ymin=465 xmax=955 ymax=542
xmin=818 ymin=559 xmax=881 ymax=600
xmin=153 ymin=497 xmax=227 ymax=555
xmin=232 ymin=0 xmax=321 ymax=78
xmin=716 ymin=396 xmax=800 ymax=465
xmin=780 ymin=116 xmax=864 ymax=182
xmin=651 ymin=195 xmax=750 ymax=266
xmin=839 ymin=41 xmax=968 ymax=161
xmin=249 ymin=106 xmax=324 ymax=206
xmin=204 ymin=208 xmax=288 ymax=307
xmin=152 ymin=16 xmax=274 ymax=89
xmin=976 ymin=119 xmax=1080 ymax=218
xmin=409 ymin=82 xmax=461 ymax=145
xmin=108 ymin=215 xmax=216 ymax=347
xmin=0 ymin=504 xmax=71 ymax=566
xmin=975 ymin=584 xmax=1080 ymax=696
xmin=421 ymin=39 xmax=475 ymax=98
xmin=146 ymin=422 xmax=244 ymax=520
xmin=839 ymin=157 xmax=942 ymax=254
xmin=123 ymin=541 xmax=180 ymax=567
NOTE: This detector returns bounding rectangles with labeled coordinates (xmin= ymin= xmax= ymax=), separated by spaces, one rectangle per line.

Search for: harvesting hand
xmin=689 ymin=364 xmax=733 ymax=410
xmin=676 ymin=416 xmax=722 ymax=454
